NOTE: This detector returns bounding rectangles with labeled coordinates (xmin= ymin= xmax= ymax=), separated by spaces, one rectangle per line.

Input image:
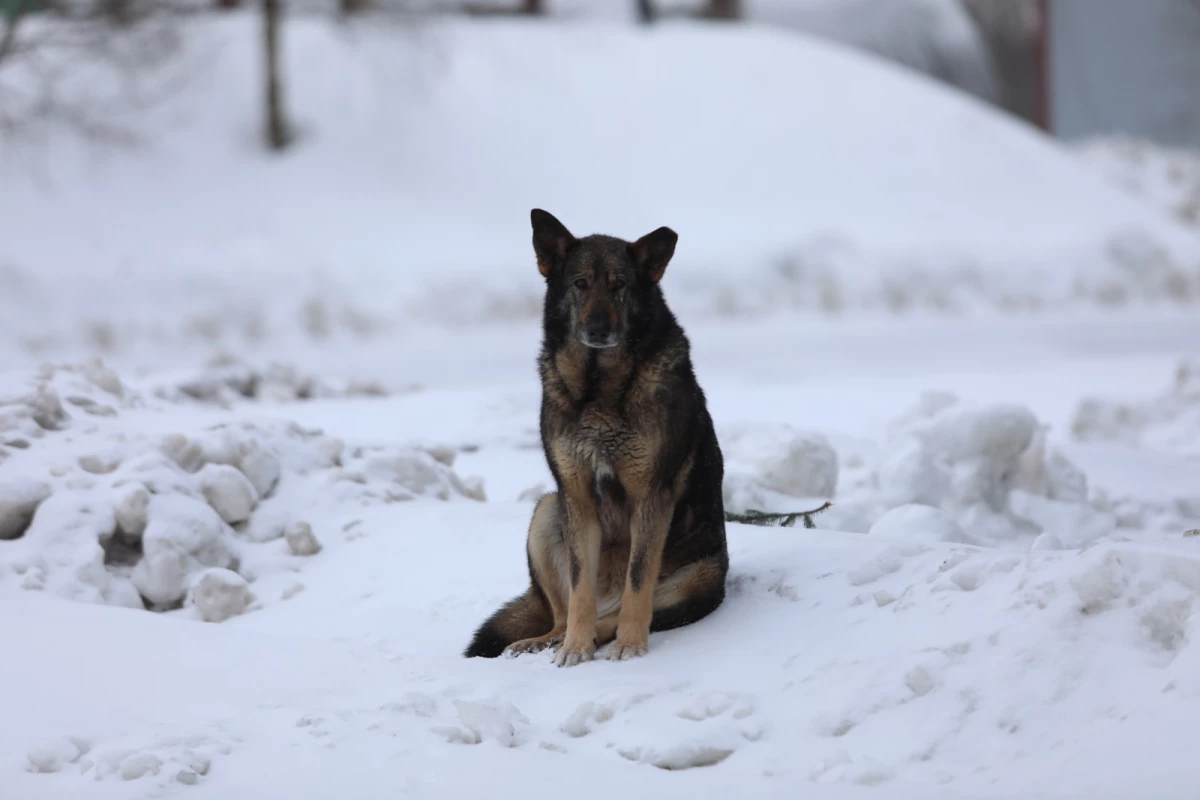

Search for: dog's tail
xmin=463 ymin=586 xmax=552 ymax=658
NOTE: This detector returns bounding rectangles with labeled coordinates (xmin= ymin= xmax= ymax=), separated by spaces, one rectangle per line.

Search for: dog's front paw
xmin=607 ymin=639 xmax=648 ymax=662
xmin=552 ymin=637 xmax=596 ymax=668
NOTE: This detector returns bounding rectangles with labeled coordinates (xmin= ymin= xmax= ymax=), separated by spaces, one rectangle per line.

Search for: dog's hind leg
xmin=504 ymin=493 xmax=570 ymax=656
xmin=648 ymin=555 xmax=727 ymax=635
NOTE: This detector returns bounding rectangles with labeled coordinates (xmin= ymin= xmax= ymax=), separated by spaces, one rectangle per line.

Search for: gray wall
xmin=1049 ymin=0 xmax=1200 ymax=147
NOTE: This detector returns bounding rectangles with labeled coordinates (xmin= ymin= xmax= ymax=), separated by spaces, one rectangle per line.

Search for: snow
xmin=4 ymin=9 xmax=1200 ymax=800
xmin=4 ymin=14 xmax=1200 ymax=368
xmin=3 ymin=323 xmax=1200 ymax=798
xmin=1073 ymin=135 xmax=1200 ymax=233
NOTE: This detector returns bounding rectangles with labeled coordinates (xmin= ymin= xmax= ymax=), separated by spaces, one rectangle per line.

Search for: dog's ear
xmin=531 ymin=209 xmax=576 ymax=278
xmin=629 ymin=226 xmax=678 ymax=284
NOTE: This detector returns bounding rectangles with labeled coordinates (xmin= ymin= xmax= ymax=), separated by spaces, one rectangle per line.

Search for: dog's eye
xmin=612 ymin=279 xmax=626 ymax=291
xmin=573 ymin=278 xmax=588 ymax=290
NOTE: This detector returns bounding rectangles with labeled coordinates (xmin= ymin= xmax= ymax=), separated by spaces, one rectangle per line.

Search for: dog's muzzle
xmin=581 ymin=318 xmax=618 ymax=349
xmin=580 ymin=332 xmax=619 ymax=349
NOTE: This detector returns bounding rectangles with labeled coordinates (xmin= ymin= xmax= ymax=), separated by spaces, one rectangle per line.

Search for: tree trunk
xmin=215 ymin=0 xmax=243 ymax=9
xmin=0 ymin=0 xmax=29 ymax=65
xmin=339 ymin=0 xmax=369 ymax=16
xmin=521 ymin=0 xmax=543 ymax=13
xmin=635 ymin=0 xmax=654 ymax=24
xmin=262 ymin=0 xmax=290 ymax=151
xmin=704 ymin=0 xmax=740 ymax=20
xmin=100 ymin=0 xmax=134 ymax=25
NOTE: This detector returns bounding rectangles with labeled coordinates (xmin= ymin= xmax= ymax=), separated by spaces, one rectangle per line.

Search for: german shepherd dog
xmin=464 ymin=209 xmax=728 ymax=666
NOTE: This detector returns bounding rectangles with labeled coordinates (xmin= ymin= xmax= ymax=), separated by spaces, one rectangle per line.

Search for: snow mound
xmin=148 ymin=356 xmax=392 ymax=407
xmin=4 ymin=16 xmax=1200 ymax=365
xmin=1072 ymin=356 xmax=1200 ymax=454
xmin=723 ymin=392 xmax=1120 ymax=549
xmin=721 ymin=424 xmax=838 ymax=513
xmin=1074 ymin=135 xmax=1200 ymax=232
xmin=867 ymin=392 xmax=1117 ymax=547
xmin=868 ymin=504 xmax=967 ymax=544
xmin=0 ymin=360 xmax=485 ymax=616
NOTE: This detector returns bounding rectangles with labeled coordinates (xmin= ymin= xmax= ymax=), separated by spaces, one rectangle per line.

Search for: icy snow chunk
xmin=877 ymin=439 xmax=945 ymax=509
xmin=868 ymin=504 xmax=966 ymax=544
xmin=188 ymin=568 xmax=252 ymax=623
xmin=517 ymin=483 xmax=547 ymax=503
xmin=162 ymin=434 xmax=207 ymax=473
xmin=1030 ymin=532 xmax=1064 ymax=551
xmin=451 ymin=473 xmax=487 ymax=502
xmin=1016 ymin=426 xmax=1088 ymax=502
xmin=119 ymin=752 xmax=163 ymax=780
xmin=722 ymin=424 xmax=838 ymax=497
xmin=112 ymin=483 xmax=151 ymax=542
xmin=79 ymin=358 xmax=125 ymax=397
xmin=875 ymin=394 xmax=1042 ymax=543
xmin=367 ymin=452 xmax=444 ymax=494
xmin=363 ymin=448 xmax=482 ymax=501
xmin=284 ymin=521 xmax=321 ymax=556
xmin=1070 ymin=552 xmax=1130 ymax=614
xmin=1011 ymin=493 xmax=1115 ymax=549
xmin=813 ymin=497 xmax=874 ymax=533
xmin=241 ymin=507 xmax=289 ymax=543
xmin=238 ymin=446 xmax=281 ymax=498
xmin=28 ymin=383 xmax=69 ymax=430
xmin=904 ymin=665 xmax=938 ymax=697
xmin=26 ymin=738 xmax=87 ymax=774
xmin=132 ymin=495 xmax=236 ymax=607
xmin=197 ymin=464 xmax=259 ymax=524
xmin=13 ymin=492 xmax=143 ymax=607
xmin=1141 ymin=595 xmax=1192 ymax=651
xmin=618 ymin=743 xmax=735 ymax=771
xmin=0 ymin=478 xmax=52 ymax=540
xmin=79 ymin=453 xmax=121 ymax=475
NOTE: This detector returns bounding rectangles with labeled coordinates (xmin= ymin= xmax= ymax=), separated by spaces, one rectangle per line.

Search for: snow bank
xmin=1074 ymin=135 xmax=1200 ymax=233
xmin=1072 ymin=355 xmax=1200 ymax=455
xmin=147 ymin=356 xmax=392 ymax=407
xmin=3 ymin=15 xmax=1200 ymax=366
xmin=0 ymin=361 xmax=484 ymax=617
xmin=721 ymin=424 xmax=839 ymax=512
xmin=722 ymin=391 xmax=1136 ymax=550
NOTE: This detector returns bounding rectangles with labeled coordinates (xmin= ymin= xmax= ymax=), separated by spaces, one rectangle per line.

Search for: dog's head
xmin=531 ymin=208 xmax=677 ymax=350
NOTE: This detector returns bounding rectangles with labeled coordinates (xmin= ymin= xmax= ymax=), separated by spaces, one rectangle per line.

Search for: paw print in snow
xmin=28 ymin=733 xmax=227 ymax=787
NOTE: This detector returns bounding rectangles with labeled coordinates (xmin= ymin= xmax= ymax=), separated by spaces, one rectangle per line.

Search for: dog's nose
xmin=585 ymin=317 xmax=611 ymax=341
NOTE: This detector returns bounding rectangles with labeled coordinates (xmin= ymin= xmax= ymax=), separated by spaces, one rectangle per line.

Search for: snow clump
xmin=0 ymin=360 xmax=486 ymax=619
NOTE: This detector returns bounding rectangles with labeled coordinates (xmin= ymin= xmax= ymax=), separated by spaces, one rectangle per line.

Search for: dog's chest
xmin=569 ymin=404 xmax=646 ymax=476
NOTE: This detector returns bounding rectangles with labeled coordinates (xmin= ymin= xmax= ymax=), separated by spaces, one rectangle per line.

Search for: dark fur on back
xmin=464 ymin=210 xmax=728 ymax=662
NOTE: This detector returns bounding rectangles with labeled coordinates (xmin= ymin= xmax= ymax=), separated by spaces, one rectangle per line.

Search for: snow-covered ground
xmin=3 ymin=313 xmax=1200 ymax=800
xmin=4 ymin=9 xmax=1200 ymax=800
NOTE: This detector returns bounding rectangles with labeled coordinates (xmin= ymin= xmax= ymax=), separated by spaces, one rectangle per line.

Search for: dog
xmin=463 ymin=209 xmax=728 ymax=666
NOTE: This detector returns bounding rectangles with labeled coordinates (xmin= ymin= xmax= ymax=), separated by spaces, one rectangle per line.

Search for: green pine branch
xmin=725 ymin=501 xmax=833 ymax=530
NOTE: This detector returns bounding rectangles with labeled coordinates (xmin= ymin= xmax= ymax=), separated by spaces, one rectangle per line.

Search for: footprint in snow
xmin=27 ymin=732 xmax=228 ymax=786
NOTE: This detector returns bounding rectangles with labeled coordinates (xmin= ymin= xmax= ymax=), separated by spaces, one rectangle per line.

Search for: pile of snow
xmin=3 ymin=15 xmax=1200 ymax=367
xmin=145 ymin=354 xmax=394 ymax=407
xmin=1072 ymin=356 xmax=1200 ymax=455
xmin=1074 ymin=135 xmax=1200 ymax=233
xmin=0 ymin=360 xmax=483 ymax=617
xmin=750 ymin=0 xmax=997 ymax=103
xmin=723 ymin=391 xmax=1135 ymax=550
